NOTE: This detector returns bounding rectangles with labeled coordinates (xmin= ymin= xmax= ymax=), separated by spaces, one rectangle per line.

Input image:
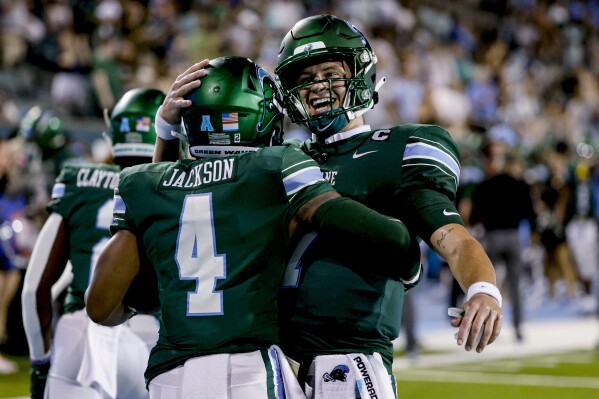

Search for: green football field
xmin=1 ymin=349 xmax=598 ymax=399
xmin=396 ymin=350 xmax=599 ymax=399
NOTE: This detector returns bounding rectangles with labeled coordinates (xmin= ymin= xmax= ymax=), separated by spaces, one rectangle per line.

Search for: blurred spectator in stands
xmin=223 ymin=6 xmax=263 ymax=59
xmin=0 ymin=89 xmax=20 ymax=126
xmin=0 ymin=0 xmax=46 ymax=101
xmin=171 ymin=8 xmax=223 ymax=72
xmin=537 ymin=141 xmax=579 ymax=299
xmin=134 ymin=0 xmax=178 ymax=80
xmin=90 ymin=14 xmax=126 ymax=113
xmin=424 ymin=40 xmax=472 ymax=138
xmin=364 ymin=37 xmax=401 ymax=127
xmin=0 ymin=135 xmax=39 ymax=374
xmin=562 ymin=68 xmax=599 ymax=145
xmin=386 ymin=45 xmax=426 ymax=125
xmin=565 ymin=141 xmax=598 ymax=314
xmin=0 ymin=0 xmax=45 ymax=65
xmin=471 ymin=139 xmax=537 ymax=341
xmin=49 ymin=4 xmax=94 ymax=116
xmin=466 ymin=65 xmax=500 ymax=129
xmin=0 ymin=136 xmax=19 ymax=374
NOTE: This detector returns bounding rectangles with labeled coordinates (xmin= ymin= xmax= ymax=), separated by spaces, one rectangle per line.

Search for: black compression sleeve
xmin=312 ymin=197 xmax=411 ymax=263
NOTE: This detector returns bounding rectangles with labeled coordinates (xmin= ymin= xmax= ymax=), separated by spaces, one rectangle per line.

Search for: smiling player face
xmin=295 ymin=61 xmax=350 ymax=117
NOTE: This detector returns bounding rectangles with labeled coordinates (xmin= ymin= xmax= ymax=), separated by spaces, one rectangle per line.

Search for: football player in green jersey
xmin=86 ymin=56 xmax=416 ymax=399
xmin=271 ymin=14 xmax=505 ymax=398
xmin=21 ymin=87 xmax=166 ymax=399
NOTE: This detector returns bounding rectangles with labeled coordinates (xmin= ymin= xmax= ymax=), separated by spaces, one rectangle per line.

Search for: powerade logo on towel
xmin=222 ymin=112 xmax=238 ymax=131
xmin=353 ymin=356 xmax=378 ymax=398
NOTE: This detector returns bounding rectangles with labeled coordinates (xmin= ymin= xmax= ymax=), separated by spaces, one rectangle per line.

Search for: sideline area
xmin=393 ymin=276 xmax=599 ymax=371
xmin=393 ymin=315 xmax=599 ymax=371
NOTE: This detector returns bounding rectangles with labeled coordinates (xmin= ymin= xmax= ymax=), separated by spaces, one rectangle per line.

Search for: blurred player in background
xmin=17 ymin=106 xmax=78 ymax=216
xmin=87 ymin=56 xmax=415 ymax=399
xmin=22 ymin=87 xmax=165 ymax=399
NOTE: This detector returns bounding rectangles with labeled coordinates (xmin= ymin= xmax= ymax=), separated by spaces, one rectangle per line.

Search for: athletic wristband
xmin=155 ymin=108 xmax=181 ymax=141
xmin=466 ymin=281 xmax=502 ymax=307
xmin=30 ymin=351 xmax=51 ymax=366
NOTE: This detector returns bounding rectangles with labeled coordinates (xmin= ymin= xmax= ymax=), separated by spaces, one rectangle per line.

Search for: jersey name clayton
xmin=77 ymin=168 xmax=119 ymax=189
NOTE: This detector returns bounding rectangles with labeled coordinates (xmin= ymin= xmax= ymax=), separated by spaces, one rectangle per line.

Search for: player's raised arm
xmin=153 ymin=60 xmax=210 ymax=162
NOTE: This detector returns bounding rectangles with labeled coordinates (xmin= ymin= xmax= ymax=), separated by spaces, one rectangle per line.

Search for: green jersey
xmin=110 ymin=144 xmax=333 ymax=383
xmin=48 ymin=163 xmax=121 ymax=313
xmin=280 ymin=124 xmax=464 ymax=371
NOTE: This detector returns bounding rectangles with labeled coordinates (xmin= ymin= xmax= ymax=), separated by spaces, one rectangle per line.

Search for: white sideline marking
xmin=398 ymin=370 xmax=599 ymax=389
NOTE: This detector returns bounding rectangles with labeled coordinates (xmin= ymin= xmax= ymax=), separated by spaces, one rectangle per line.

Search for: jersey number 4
xmin=176 ymin=194 xmax=226 ymax=316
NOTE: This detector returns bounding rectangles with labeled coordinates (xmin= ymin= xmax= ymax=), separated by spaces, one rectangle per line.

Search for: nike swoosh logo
xmin=352 ymin=150 xmax=378 ymax=159
xmin=316 ymin=119 xmax=337 ymax=133
xmin=443 ymin=209 xmax=460 ymax=216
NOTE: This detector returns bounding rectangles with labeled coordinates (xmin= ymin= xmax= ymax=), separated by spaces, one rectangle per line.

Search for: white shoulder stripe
xmin=113 ymin=194 xmax=126 ymax=214
xmin=402 ymin=162 xmax=458 ymax=188
xmin=404 ymin=142 xmax=460 ymax=179
xmin=282 ymin=159 xmax=314 ymax=174
xmin=51 ymin=183 xmax=66 ymax=199
xmin=410 ymin=135 xmax=460 ymax=164
xmin=284 ymin=166 xmax=325 ymax=196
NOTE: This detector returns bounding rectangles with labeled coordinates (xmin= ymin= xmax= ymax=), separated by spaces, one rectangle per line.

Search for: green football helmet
xmin=181 ymin=56 xmax=284 ymax=158
xmin=274 ymin=14 xmax=382 ymax=139
xmin=19 ymin=106 xmax=66 ymax=154
xmin=109 ymin=87 xmax=165 ymax=160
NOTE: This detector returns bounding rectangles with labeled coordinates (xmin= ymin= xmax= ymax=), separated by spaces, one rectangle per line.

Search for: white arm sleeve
xmin=21 ymin=213 xmax=64 ymax=362
xmin=51 ymin=261 xmax=73 ymax=301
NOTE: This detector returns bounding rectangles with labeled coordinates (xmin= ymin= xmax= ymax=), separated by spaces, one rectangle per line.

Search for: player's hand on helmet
xmin=450 ymin=294 xmax=503 ymax=353
xmin=160 ymin=59 xmax=210 ymax=124
xmin=30 ymin=361 xmax=51 ymax=399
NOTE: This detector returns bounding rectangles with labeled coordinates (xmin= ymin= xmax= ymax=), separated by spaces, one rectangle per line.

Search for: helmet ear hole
xmin=372 ymin=91 xmax=379 ymax=105
xmin=271 ymin=126 xmax=283 ymax=146
xmin=247 ymin=74 xmax=257 ymax=91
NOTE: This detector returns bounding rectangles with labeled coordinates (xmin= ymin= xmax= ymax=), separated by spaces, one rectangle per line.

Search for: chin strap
xmin=350 ymin=76 xmax=387 ymax=120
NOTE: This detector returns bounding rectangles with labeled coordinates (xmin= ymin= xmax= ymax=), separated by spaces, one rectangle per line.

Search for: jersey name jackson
xmin=161 ymin=158 xmax=235 ymax=189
